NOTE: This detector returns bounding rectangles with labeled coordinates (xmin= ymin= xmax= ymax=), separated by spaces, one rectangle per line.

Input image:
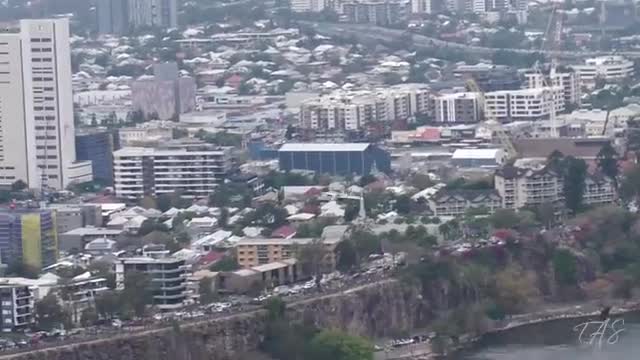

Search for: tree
xmin=491 ymin=266 xmax=539 ymax=314
xmin=596 ymin=143 xmax=619 ymax=189
xmin=34 ymin=293 xmax=70 ymax=331
xmin=87 ymin=260 xmax=116 ymax=288
xmin=308 ymin=330 xmax=373 ymax=360
xmin=563 ymin=156 xmax=588 ymax=214
xmin=297 ymin=239 xmax=328 ymax=288
xmin=199 ymin=277 xmax=217 ymax=305
xmin=122 ymin=271 xmax=152 ymax=318
xmin=11 ymin=180 xmax=27 ymax=192
xmin=620 ymin=165 xmax=640 ymax=203
xmin=335 ymin=240 xmax=358 ymax=272
xmin=349 ymin=230 xmax=381 ymax=260
xmin=139 ymin=196 xmax=157 ymax=210
xmin=488 ymin=209 xmax=521 ymax=229
xmin=95 ymin=290 xmax=121 ymax=320
xmin=553 ymin=249 xmax=578 ymax=286
xmin=80 ymin=307 xmax=98 ymax=327
xmin=409 ymin=173 xmax=433 ymax=190
xmin=210 ymin=256 xmax=240 ymax=272
xmin=394 ymin=195 xmax=412 ymax=214
xmin=157 ymin=193 xmax=173 ymax=212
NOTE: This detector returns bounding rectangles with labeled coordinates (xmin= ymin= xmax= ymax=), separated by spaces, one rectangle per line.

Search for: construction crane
xmin=466 ymin=78 xmax=518 ymax=160
xmin=534 ymin=4 xmax=564 ymax=138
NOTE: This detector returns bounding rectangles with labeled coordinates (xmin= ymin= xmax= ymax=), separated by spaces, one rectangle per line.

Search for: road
xmin=301 ymin=22 xmax=640 ymax=59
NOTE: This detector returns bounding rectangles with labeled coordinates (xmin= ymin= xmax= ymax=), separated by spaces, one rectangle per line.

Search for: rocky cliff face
xmin=1 ymin=280 xmax=428 ymax=360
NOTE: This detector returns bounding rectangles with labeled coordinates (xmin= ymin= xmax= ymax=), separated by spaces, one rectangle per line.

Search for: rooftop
xmin=279 ymin=143 xmax=371 ymax=152
xmin=451 ymin=148 xmax=503 ymax=159
xmin=63 ymin=227 xmax=124 ymax=237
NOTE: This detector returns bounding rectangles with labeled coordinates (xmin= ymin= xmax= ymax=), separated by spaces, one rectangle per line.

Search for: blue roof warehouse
xmin=277 ymin=143 xmax=391 ymax=176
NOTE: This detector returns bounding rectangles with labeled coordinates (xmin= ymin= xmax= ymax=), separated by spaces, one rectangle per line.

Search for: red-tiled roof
xmin=271 ymin=225 xmax=297 ymax=239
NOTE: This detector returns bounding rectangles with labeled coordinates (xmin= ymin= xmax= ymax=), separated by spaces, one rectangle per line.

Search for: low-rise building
xmin=278 ymin=143 xmax=391 ymax=176
xmin=113 ymin=142 xmax=233 ymax=199
xmin=427 ymin=189 xmax=502 ymax=217
xmin=115 ymin=256 xmax=187 ymax=311
xmin=218 ymin=259 xmax=300 ymax=294
xmin=47 ymin=204 xmax=102 ymax=235
xmin=451 ymin=148 xmax=505 ymax=169
xmin=59 ymin=227 xmax=124 ymax=252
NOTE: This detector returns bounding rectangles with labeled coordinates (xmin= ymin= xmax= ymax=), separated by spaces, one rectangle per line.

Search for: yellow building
xmin=0 ymin=210 xmax=58 ymax=272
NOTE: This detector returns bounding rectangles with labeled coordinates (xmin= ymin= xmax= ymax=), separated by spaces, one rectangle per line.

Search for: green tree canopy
xmin=308 ymin=330 xmax=374 ymax=360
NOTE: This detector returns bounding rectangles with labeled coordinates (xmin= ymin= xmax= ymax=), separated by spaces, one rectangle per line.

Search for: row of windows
xmin=33 ymin=107 xmax=55 ymax=111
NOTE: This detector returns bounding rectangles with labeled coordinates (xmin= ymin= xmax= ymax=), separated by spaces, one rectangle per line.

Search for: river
xmin=458 ymin=312 xmax=640 ymax=360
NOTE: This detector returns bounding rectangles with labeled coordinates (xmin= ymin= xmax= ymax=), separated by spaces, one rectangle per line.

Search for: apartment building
xmin=115 ymin=256 xmax=187 ymax=311
xmin=235 ymin=225 xmax=348 ymax=270
xmin=0 ymin=281 xmax=33 ymax=332
xmin=525 ymin=71 xmax=581 ymax=108
xmin=0 ymin=19 xmax=92 ymax=190
xmin=583 ymin=174 xmax=616 ymax=205
xmin=494 ymin=165 xmax=564 ymax=209
xmin=299 ymin=85 xmax=431 ymax=131
xmin=573 ymin=56 xmax=634 ymax=84
xmin=96 ymin=0 xmax=129 ymax=35
xmin=434 ymin=92 xmax=482 ymax=123
xmin=113 ymin=141 xmax=232 ymax=199
xmin=343 ymin=0 xmax=407 ymax=26
xmin=427 ymin=189 xmax=502 ymax=217
xmin=495 ymin=165 xmax=615 ymax=209
xmin=484 ymin=87 xmax=564 ymax=122
xmin=128 ymin=0 xmax=178 ymax=29
xmin=290 ymin=0 xmax=327 ymax=12
xmin=235 ymin=238 xmax=339 ymax=270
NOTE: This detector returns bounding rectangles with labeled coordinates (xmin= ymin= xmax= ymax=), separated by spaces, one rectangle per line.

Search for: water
xmin=458 ymin=313 xmax=640 ymax=360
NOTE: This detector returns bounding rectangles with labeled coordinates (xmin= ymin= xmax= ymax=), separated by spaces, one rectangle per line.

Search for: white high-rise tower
xmin=0 ymin=19 xmax=92 ymax=190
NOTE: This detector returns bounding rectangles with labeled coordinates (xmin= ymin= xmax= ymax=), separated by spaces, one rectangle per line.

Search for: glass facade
xmin=76 ymin=131 xmax=115 ymax=185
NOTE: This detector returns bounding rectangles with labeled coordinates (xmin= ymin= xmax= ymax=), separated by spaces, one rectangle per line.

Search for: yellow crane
xmin=466 ymin=78 xmax=518 ymax=159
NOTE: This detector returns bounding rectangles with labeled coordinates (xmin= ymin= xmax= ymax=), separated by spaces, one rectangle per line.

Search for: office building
xmin=115 ymin=256 xmax=187 ymax=311
xmin=434 ymin=92 xmax=482 ymax=123
xmin=132 ymin=63 xmax=196 ymax=120
xmin=278 ymin=143 xmax=391 ymax=176
xmin=113 ymin=142 xmax=233 ymax=199
xmin=128 ymin=0 xmax=178 ymax=29
xmin=343 ymin=0 xmax=407 ymax=26
xmin=525 ymin=71 xmax=581 ymax=108
xmin=573 ymin=56 xmax=634 ymax=84
xmin=0 ymin=280 xmax=33 ymax=332
xmin=484 ymin=87 xmax=564 ymax=122
xmin=96 ymin=0 xmax=129 ymax=34
xmin=76 ymin=129 xmax=116 ymax=185
xmin=0 ymin=209 xmax=58 ymax=272
xmin=0 ymin=19 xmax=92 ymax=190
xmin=299 ymin=85 xmax=431 ymax=131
